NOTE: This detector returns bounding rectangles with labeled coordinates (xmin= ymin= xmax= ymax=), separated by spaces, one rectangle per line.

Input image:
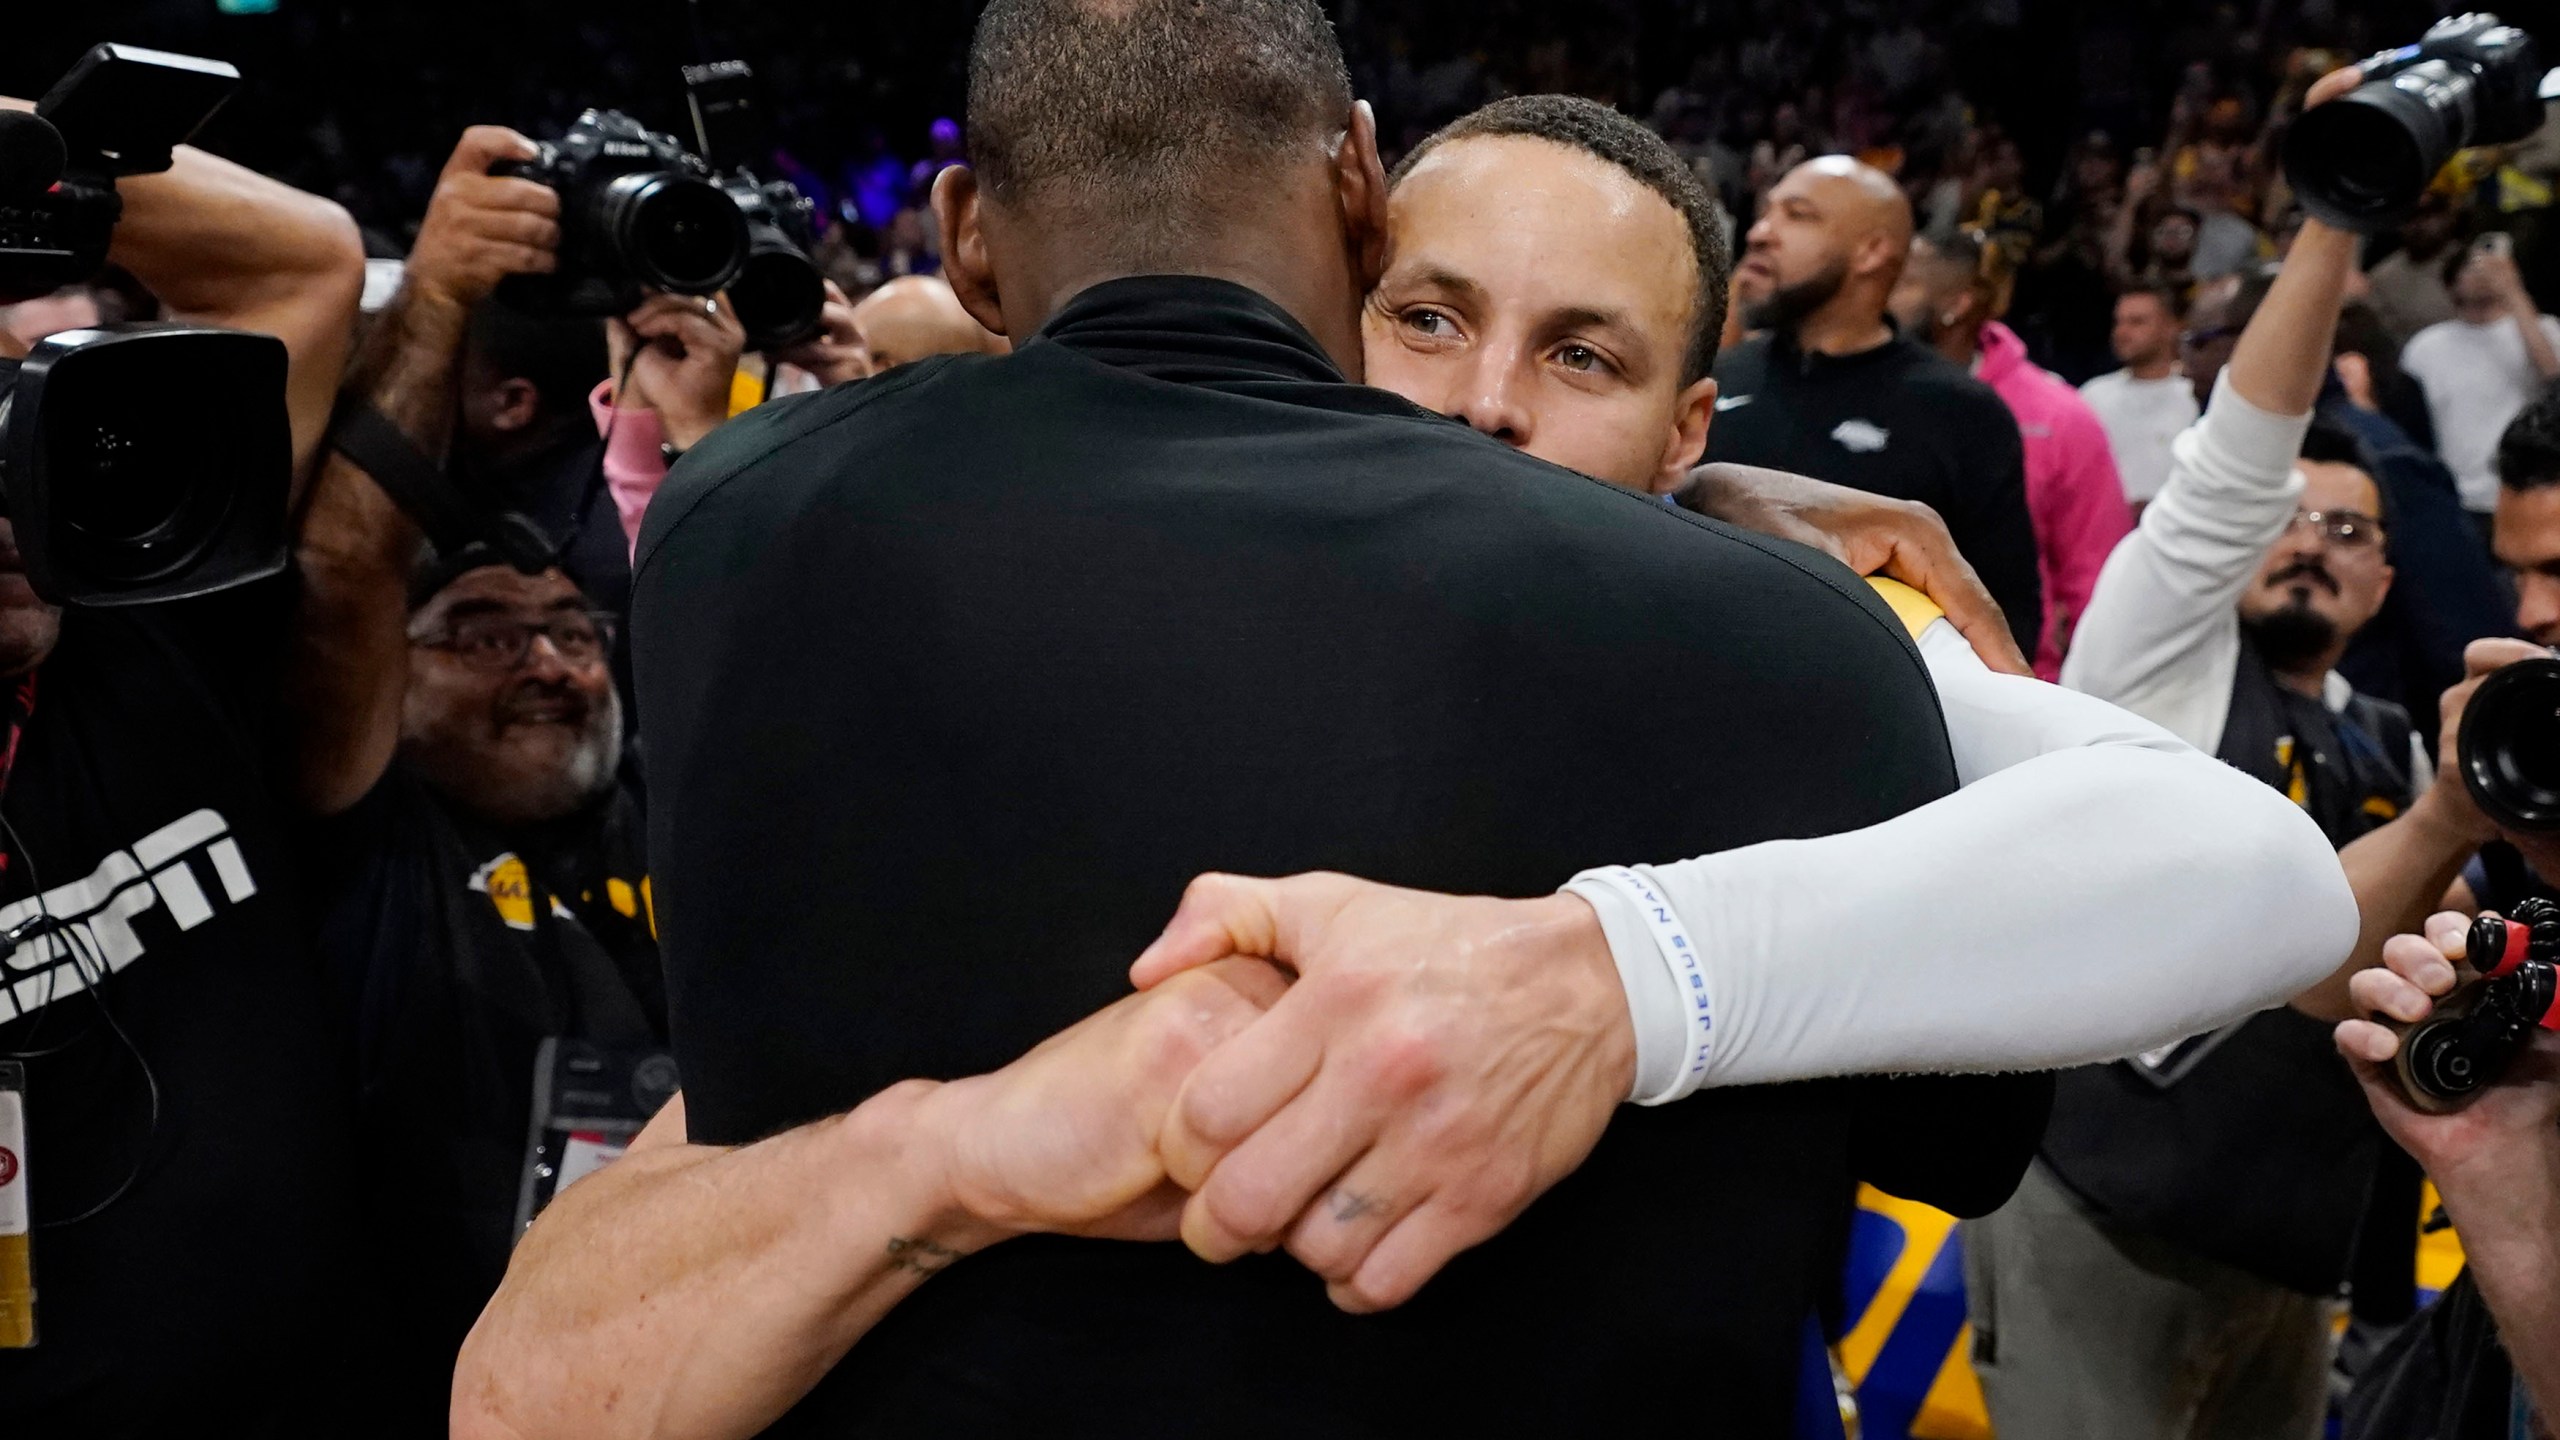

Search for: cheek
xmin=1526 ymin=395 xmax=1663 ymax=490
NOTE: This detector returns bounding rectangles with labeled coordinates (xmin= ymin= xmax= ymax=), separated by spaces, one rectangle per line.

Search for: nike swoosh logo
xmin=1713 ymin=395 xmax=1754 ymax=412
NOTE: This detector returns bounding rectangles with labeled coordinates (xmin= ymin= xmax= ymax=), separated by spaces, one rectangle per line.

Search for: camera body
xmin=2286 ymin=13 xmax=2551 ymax=231
xmin=0 ymin=45 xmax=288 ymax=608
xmin=2394 ymin=900 xmax=2560 ymax=1112
xmin=495 ymin=109 xmax=748 ymax=317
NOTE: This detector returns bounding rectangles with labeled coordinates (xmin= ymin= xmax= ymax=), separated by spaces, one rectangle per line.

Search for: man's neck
xmin=2272 ymin=648 xmax=2346 ymax=701
xmin=2128 ymin=356 xmax=2178 ymax=381
xmin=1790 ymin=296 xmax=1895 ymax=359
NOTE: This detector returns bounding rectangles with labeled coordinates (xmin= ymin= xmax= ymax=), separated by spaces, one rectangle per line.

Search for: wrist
xmin=2407 ymin=782 xmax=2498 ymax=849
xmin=661 ymin=407 xmax=728 ymax=453
xmin=1557 ymin=872 xmax=1682 ymax=1105
xmin=836 ymin=1079 xmax=1011 ymax=1260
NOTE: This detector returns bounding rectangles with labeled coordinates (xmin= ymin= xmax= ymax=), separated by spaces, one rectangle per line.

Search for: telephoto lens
xmin=2459 ymin=654 xmax=2560 ymax=833
xmin=2284 ymin=13 xmax=2550 ymax=232
xmin=723 ymin=178 xmax=825 ymax=352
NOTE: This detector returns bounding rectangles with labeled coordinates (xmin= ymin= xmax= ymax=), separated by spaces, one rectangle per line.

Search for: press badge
xmin=513 ymin=1038 xmax=678 ymax=1238
xmin=0 ymin=1061 xmax=33 ymax=1348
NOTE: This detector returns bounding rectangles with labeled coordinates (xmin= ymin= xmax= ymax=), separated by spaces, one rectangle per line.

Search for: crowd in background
xmin=4 ymin=4 xmax=2560 ymax=1438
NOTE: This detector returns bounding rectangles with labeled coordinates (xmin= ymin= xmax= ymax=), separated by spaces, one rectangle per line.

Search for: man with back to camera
xmin=0 ymin=95 xmax=370 ymax=1434
xmin=1890 ymin=225 xmax=2132 ymax=677
xmin=457 ymin=10 xmax=2355 ymax=1435
xmin=2081 ymin=284 xmax=2201 ymax=513
xmin=1707 ymin=154 xmax=2044 ymax=658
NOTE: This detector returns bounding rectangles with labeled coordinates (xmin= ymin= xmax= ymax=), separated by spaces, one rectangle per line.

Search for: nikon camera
xmin=495 ymin=109 xmax=750 ymax=317
xmin=2286 ymin=13 xmax=2555 ymax=231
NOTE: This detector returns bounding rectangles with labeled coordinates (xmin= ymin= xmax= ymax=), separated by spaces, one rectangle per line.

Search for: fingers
xmin=1877 ymin=516 xmax=2026 ymax=675
xmin=2384 ymin=927 xmax=2463 ymax=996
xmin=2465 ymin=636 xmax=2548 ymax=678
xmin=1179 ymin=1066 xmax=1386 ymax=1262
xmin=2423 ymin=909 xmax=2471 ymax=964
xmin=2350 ymin=964 xmax=2435 ymax=1026
xmin=1157 ymin=993 xmax=1324 ymax=1191
xmin=1283 ymin=1154 xmax=1429 ymax=1290
xmin=443 ymin=124 xmax=540 ymax=180
xmin=2303 ymin=65 xmax=2364 ymax=111
xmin=1130 ymin=871 xmax=1359 ymax=988
xmin=2335 ymin=1017 xmax=2401 ymax=1066
xmin=1331 ymin=1197 xmax=1497 ymax=1314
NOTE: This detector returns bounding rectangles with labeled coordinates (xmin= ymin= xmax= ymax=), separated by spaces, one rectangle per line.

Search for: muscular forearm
xmin=454 ymin=1082 xmax=998 ymax=1440
xmin=2433 ymin=1139 xmax=2560 ymax=1422
xmin=284 ymin=285 xmax=471 ymax=815
xmin=2226 ymin=219 xmax=2354 ymax=416
xmin=2295 ymin=791 xmax=2484 ymax=1021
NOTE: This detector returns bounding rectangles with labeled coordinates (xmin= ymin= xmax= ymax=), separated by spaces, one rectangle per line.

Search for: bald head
xmin=852 ymin=276 xmax=1007 ymax=375
xmin=1736 ymin=156 xmax=1918 ymax=348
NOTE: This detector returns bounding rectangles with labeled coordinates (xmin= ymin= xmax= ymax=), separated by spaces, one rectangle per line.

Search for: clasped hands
xmin=922 ymin=874 xmax=1632 ymax=1313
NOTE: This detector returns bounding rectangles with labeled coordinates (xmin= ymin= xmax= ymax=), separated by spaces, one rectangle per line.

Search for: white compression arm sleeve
xmin=1570 ymin=617 xmax=2357 ymax=1102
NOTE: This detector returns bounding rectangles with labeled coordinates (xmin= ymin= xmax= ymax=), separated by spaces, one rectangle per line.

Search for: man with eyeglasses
xmin=306 ymin=545 xmax=661 ymax=1433
xmin=1965 ymin=207 xmax=2505 ymax=1438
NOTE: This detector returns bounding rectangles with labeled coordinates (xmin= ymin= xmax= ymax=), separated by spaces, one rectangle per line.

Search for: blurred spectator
xmin=2362 ymin=193 xmax=2461 ymax=347
xmin=848 ymin=274 xmax=1006 ymax=375
xmin=1893 ymin=226 xmax=2129 ymax=677
xmin=312 ymin=552 xmax=661 ymax=1434
xmin=2402 ymin=240 xmax=2560 ymax=517
xmin=1709 ymin=158 xmax=2042 ymax=657
xmin=2080 ymin=284 xmax=2200 ymax=509
xmin=454 ymin=304 xmax=616 ymax=602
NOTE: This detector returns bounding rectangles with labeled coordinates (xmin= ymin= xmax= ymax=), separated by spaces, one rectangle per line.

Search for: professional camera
xmin=683 ymin=61 xmax=824 ymax=352
xmin=2285 ymin=13 xmax=2556 ymax=231
xmin=0 ymin=45 xmax=289 ymax=607
xmin=2394 ymin=900 xmax=2560 ymax=1111
xmin=495 ymin=109 xmax=749 ymax=317
xmin=2458 ymin=652 xmax=2560 ymax=833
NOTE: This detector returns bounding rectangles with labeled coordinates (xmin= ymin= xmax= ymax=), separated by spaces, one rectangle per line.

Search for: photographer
xmin=2335 ymin=915 xmax=2560 ymax=1439
xmin=0 ymin=94 xmax=367 ymax=1436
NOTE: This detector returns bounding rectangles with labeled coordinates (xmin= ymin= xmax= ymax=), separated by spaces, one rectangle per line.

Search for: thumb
xmin=1128 ymin=872 xmax=1355 ymax=989
xmin=447 ymin=125 xmax=538 ymax=181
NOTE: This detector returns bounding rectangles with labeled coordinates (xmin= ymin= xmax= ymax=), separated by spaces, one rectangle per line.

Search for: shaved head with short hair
xmin=966 ymin=0 xmax=1354 ymax=259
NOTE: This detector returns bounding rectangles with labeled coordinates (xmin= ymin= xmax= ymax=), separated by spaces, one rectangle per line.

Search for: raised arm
xmin=3 ymin=95 xmax=370 ymax=493
xmin=286 ymin=127 xmax=558 ymax=815
xmin=454 ymin=960 xmax=1285 ymax=1440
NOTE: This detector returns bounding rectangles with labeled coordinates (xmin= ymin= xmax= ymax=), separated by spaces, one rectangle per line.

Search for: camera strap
xmin=328 ymin=400 xmax=552 ymax=574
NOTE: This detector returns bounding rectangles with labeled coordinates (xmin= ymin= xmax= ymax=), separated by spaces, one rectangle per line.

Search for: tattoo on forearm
xmin=885 ymin=1236 xmax=966 ymax=1277
xmin=1330 ymin=1189 xmax=1385 ymax=1224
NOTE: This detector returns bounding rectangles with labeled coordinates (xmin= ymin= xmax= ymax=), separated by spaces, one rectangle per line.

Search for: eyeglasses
xmin=2284 ymin=509 xmax=2385 ymax=549
xmin=416 ymin=610 xmax=616 ymax=672
xmin=2180 ymin=325 xmax=2241 ymax=353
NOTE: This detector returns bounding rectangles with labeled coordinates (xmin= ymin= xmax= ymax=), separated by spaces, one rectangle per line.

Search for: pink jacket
xmin=1976 ymin=322 xmax=2133 ymax=679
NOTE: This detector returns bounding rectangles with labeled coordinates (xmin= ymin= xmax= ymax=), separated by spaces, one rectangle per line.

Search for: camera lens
xmin=727 ymin=227 xmax=826 ymax=352
xmin=595 ymin=173 xmax=747 ymax=297
xmin=2460 ymin=656 xmax=2560 ymax=832
xmin=2404 ymin=1017 xmax=2482 ymax=1099
xmin=2285 ymin=60 xmax=2472 ymax=231
xmin=38 ymin=341 xmax=239 ymax=586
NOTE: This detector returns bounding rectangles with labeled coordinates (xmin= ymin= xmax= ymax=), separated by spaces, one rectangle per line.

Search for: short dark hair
xmin=965 ymin=0 xmax=1352 ymax=257
xmin=2498 ymin=380 xmax=2560 ymax=492
xmin=464 ymin=303 xmax=606 ymax=422
xmin=2300 ymin=415 xmax=2397 ymax=534
xmin=1391 ymin=95 xmax=1730 ymax=384
xmin=2117 ymin=282 xmax=2185 ymax=321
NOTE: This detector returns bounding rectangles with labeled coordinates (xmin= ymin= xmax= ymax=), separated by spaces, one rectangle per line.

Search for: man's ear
xmin=489 ymin=378 xmax=540 ymax=435
xmin=1652 ymin=377 xmax=1718 ymax=494
xmin=1336 ymin=101 xmax=1391 ymax=290
xmin=933 ymin=165 xmax=1006 ymax=338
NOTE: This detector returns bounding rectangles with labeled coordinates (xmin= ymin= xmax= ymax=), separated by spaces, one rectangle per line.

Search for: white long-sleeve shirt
xmin=1571 ymin=549 xmax=2357 ymax=1101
